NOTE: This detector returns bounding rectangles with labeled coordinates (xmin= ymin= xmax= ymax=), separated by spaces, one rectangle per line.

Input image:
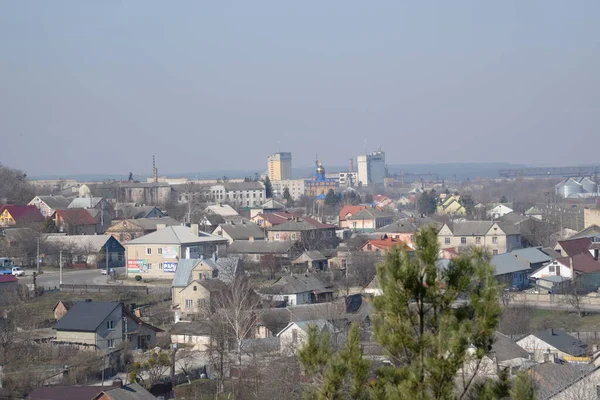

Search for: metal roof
xmin=126 ymin=226 xmax=227 ymax=245
xmin=491 ymin=253 xmax=531 ymax=276
xmin=511 ymin=247 xmax=554 ymax=265
xmin=44 ymin=234 xmax=119 ymax=252
xmin=54 ymin=301 xmax=121 ymax=332
xmin=228 ymin=240 xmax=296 ymax=254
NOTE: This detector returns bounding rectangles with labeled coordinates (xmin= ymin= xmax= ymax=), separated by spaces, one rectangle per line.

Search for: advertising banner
xmin=162 ymin=246 xmax=178 ymax=259
xmin=127 ymin=259 xmax=148 ymax=273
xmin=163 ymin=262 xmax=178 ymax=273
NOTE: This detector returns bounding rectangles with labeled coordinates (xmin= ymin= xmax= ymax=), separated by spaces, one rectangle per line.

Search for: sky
xmin=1 ymin=1 xmax=599 ymax=177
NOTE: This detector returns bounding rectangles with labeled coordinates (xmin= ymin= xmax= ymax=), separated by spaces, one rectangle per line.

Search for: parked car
xmin=0 ymin=266 xmax=25 ymax=277
xmin=100 ymin=268 xmax=115 ymax=275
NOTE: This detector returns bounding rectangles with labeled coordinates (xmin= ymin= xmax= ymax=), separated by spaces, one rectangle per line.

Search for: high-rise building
xmin=267 ymin=152 xmax=292 ymax=181
xmin=357 ymin=150 xmax=386 ymax=186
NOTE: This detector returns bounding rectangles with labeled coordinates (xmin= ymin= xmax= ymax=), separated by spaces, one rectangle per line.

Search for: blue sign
xmin=163 ymin=262 xmax=177 ymax=273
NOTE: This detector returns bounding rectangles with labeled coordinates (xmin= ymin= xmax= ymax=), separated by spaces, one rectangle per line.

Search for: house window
xmin=367 ymin=244 xmax=372 ymax=251
xmin=275 ymin=233 xmax=280 ymax=240
xmin=107 ymin=339 xmax=115 ymax=349
xmin=492 ymin=237 xmax=498 ymax=244
xmin=146 ymin=248 xmax=152 ymax=255
xmin=493 ymin=250 xmax=498 ymax=255
xmin=291 ymin=233 xmax=296 ymax=240
xmin=159 ymin=263 xmax=163 ymax=270
xmin=185 ymin=299 xmax=193 ymax=308
xmin=292 ymin=328 xmax=298 ymax=344
xmin=549 ymin=265 xmax=555 ymax=273
xmin=475 ymin=237 xmax=481 ymax=245
xmin=444 ymin=237 xmax=450 ymax=245
xmin=193 ymin=286 xmax=197 ymax=291
xmin=460 ymin=237 xmax=467 ymax=245
xmin=107 ymin=321 xmax=114 ymax=330
xmin=158 ymin=248 xmax=162 ymax=255
xmin=310 ymin=231 xmax=316 ymax=239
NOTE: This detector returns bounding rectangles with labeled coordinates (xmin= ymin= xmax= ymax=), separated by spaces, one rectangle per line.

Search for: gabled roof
xmin=126 ymin=226 xmax=227 ymax=245
xmin=557 ymin=237 xmax=592 ymax=256
xmin=511 ymin=247 xmax=554 ymax=265
xmin=54 ymin=209 xmax=97 ymax=225
xmin=55 ymin=301 xmax=121 ymax=332
xmin=443 ymin=221 xmax=520 ymax=236
xmin=108 ymin=217 xmax=180 ymax=231
xmin=570 ymin=224 xmax=600 ymax=240
xmin=205 ymin=204 xmax=239 ymax=217
xmin=228 ymin=240 xmax=296 ymax=254
xmin=253 ymin=212 xmax=297 ymax=226
xmin=32 ymin=195 xmax=71 ymax=210
xmin=491 ymin=253 xmax=531 ymax=276
xmin=170 ymin=321 xmax=212 ymax=336
xmin=277 ymin=319 xmax=333 ymax=336
xmin=132 ymin=206 xmax=165 ymax=219
xmin=375 ymin=219 xmax=418 ymax=234
xmin=93 ymin=382 xmax=156 ymax=400
xmin=345 ymin=208 xmax=394 ymax=221
xmin=524 ymin=206 xmax=543 ymax=215
xmin=492 ymin=331 xmax=529 ymax=362
xmin=270 ymin=217 xmax=336 ymax=231
xmin=218 ymin=222 xmax=265 ymax=240
xmin=0 ymin=205 xmax=44 ymax=223
xmin=557 ymin=253 xmax=600 ymax=274
xmin=44 ymin=235 xmax=121 ymax=252
xmin=261 ymin=199 xmax=286 ymax=209
xmin=172 ymin=259 xmax=209 ymax=287
xmin=525 ymin=328 xmax=587 ymax=357
xmin=68 ymin=197 xmax=105 ymax=209
xmin=293 ymin=250 xmax=327 ymax=264
xmin=361 ymin=236 xmax=409 ymax=252
xmin=259 ymin=274 xmax=331 ymax=295
xmin=339 ymin=205 xmax=371 ymax=222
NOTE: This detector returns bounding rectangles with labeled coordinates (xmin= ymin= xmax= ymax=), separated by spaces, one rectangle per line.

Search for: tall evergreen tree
xmin=298 ymin=226 xmax=521 ymax=399
xmin=263 ymin=176 xmax=273 ymax=198
xmin=283 ymin=187 xmax=294 ymax=206
xmin=510 ymin=371 xmax=535 ymax=400
xmin=324 ymin=189 xmax=339 ymax=207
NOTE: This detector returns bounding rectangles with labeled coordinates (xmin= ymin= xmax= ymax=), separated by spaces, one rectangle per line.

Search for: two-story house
xmin=52 ymin=209 xmax=98 ymax=235
xmin=212 ymin=221 xmax=265 ymax=244
xmin=125 ymin=224 xmax=228 ymax=278
xmin=437 ymin=221 xmax=521 ymax=255
xmin=258 ymin=274 xmax=334 ymax=306
xmin=28 ymin=195 xmax=71 ymax=218
xmin=267 ymin=217 xmax=337 ymax=248
xmin=68 ymin=196 xmax=114 ymax=217
xmin=344 ymin=208 xmax=394 ymax=233
xmin=251 ymin=211 xmax=297 ymax=229
xmin=171 ymin=258 xmax=228 ymax=315
xmin=375 ymin=218 xmax=419 ymax=248
xmin=54 ymin=300 xmax=162 ymax=351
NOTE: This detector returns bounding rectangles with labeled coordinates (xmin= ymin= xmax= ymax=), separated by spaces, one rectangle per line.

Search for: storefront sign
xmin=163 ymin=262 xmax=177 ymax=273
xmin=127 ymin=259 xmax=147 ymax=273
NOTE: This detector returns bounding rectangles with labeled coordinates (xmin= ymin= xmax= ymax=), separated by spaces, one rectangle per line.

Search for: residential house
xmin=28 ymin=195 xmax=71 ymax=218
xmin=0 ymin=205 xmax=44 ymax=227
xmin=204 ymin=203 xmax=239 ymax=218
xmin=437 ymin=195 xmax=466 ymax=216
xmin=258 ymin=274 xmax=334 ymax=306
xmin=525 ymin=206 xmax=543 ymax=220
xmin=54 ymin=300 xmax=162 ymax=351
xmin=44 ymin=235 xmax=125 ymax=268
xmin=517 ymin=328 xmax=589 ymax=364
xmin=375 ymin=218 xmax=419 ymax=248
xmin=106 ymin=217 xmax=180 ymax=244
xmin=114 ymin=204 xmax=166 ymax=219
xmin=267 ymin=217 xmax=337 ymax=247
xmin=251 ymin=211 xmax=297 ymax=229
xmin=530 ymin=253 xmax=600 ymax=293
xmin=212 ymin=221 xmax=265 ymax=244
xmin=68 ymin=196 xmax=114 ymax=216
xmin=490 ymin=252 xmax=532 ymax=289
xmin=249 ymin=199 xmax=286 ymax=218
xmin=510 ymin=247 xmax=555 ymax=270
xmin=360 ymin=235 xmax=410 ymax=253
xmin=487 ymin=204 xmax=514 ymax=219
xmin=29 ymin=381 xmax=156 ymax=400
xmin=52 ymin=209 xmax=97 ymax=235
xmin=569 ymin=224 xmax=600 ymax=242
xmin=339 ymin=205 xmax=374 ymax=228
xmin=437 ymin=221 xmax=522 ymax=255
xmin=208 ymin=182 xmax=266 ymax=207
xmin=554 ymin=237 xmax=595 ymax=258
xmin=125 ymin=225 xmax=228 ymax=278
xmin=529 ymin=363 xmax=600 ymax=400
xmin=171 ymin=258 xmax=225 ymax=315
xmin=344 ymin=208 xmax=394 ymax=232
xmin=292 ymin=250 xmax=328 ymax=271
xmin=87 ymin=208 xmax=113 ymax=234
xmin=372 ymin=194 xmax=393 ymax=209
xmin=227 ymin=240 xmax=300 ymax=266
xmin=277 ymin=319 xmax=334 ymax=354
xmin=170 ymin=321 xmax=212 ymax=351
xmin=363 ymin=275 xmax=382 ymax=296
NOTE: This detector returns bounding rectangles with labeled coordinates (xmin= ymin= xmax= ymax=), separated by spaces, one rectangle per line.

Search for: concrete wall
xmin=171 ymin=334 xmax=211 ymax=351
xmin=584 ymin=208 xmax=600 ymax=229
xmin=56 ymin=330 xmax=97 ymax=347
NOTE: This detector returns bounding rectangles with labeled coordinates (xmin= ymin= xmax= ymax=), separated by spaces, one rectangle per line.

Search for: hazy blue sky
xmin=1 ymin=1 xmax=598 ymax=176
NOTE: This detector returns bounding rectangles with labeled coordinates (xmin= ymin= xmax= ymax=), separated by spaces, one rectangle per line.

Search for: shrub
xmin=135 ymin=275 xmax=142 ymax=282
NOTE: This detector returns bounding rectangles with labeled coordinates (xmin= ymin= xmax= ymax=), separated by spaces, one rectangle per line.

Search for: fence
xmin=59 ymin=284 xmax=149 ymax=294
xmin=511 ymin=292 xmax=600 ymax=306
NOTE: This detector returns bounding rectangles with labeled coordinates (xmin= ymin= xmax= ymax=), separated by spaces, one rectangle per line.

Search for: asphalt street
xmin=18 ymin=267 xmax=126 ymax=289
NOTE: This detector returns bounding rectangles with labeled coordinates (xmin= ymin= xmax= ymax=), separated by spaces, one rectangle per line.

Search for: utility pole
xmin=36 ymin=237 xmax=40 ymax=273
xmin=106 ymin=242 xmax=109 ymax=284
xmin=59 ymin=250 xmax=63 ymax=286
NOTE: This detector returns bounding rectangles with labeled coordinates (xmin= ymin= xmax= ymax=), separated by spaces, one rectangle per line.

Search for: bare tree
xmin=562 ymin=281 xmax=587 ymax=318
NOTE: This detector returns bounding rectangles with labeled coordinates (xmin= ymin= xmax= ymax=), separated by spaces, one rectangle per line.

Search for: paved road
xmin=18 ymin=267 xmax=126 ymax=289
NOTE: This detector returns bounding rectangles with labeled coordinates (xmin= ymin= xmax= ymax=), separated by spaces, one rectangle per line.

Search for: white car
xmin=101 ymin=268 xmax=115 ymax=275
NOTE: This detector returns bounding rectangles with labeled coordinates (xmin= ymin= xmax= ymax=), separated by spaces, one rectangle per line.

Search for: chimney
xmin=569 ymin=257 xmax=574 ymax=277
xmin=112 ymin=378 xmax=123 ymax=388
xmin=348 ymin=158 xmax=354 ymax=172
xmin=156 ymin=223 xmax=166 ymax=231
xmin=191 ymin=223 xmax=199 ymax=236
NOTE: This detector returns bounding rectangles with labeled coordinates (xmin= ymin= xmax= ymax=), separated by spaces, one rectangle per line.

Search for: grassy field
xmin=530 ymin=309 xmax=600 ymax=331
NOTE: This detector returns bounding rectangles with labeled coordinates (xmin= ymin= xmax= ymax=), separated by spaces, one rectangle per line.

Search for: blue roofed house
xmin=491 ymin=252 xmax=532 ymax=289
xmin=510 ymin=247 xmax=555 ymax=271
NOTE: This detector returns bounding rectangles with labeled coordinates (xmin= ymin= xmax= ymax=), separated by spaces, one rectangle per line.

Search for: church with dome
xmin=304 ymin=160 xmax=339 ymax=200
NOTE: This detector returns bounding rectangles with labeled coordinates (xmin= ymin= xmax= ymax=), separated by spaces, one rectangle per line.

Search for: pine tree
xmin=324 ymin=189 xmax=339 ymax=207
xmin=299 ymin=226 xmax=504 ymax=399
xmin=510 ymin=371 xmax=535 ymax=400
xmin=283 ymin=187 xmax=294 ymax=206
xmin=263 ymin=176 xmax=273 ymax=198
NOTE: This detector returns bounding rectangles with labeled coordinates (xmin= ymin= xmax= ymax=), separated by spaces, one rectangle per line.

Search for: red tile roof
xmin=54 ymin=209 xmax=97 ymax=225
xmin=557 ymin=238 xmax=592 ymax=257
xmin=361 ymin=236 xmax=410 ymax=252
xmin=0 ymin=275 xmax=18 ymax=283
xmin=558 ymin=253 xmax=600 ymax=274
xmin=303 ymin=216 xmax=336 ymax=229
xmin=0 ymin=205 xmax=44 ymax=223
xmin=255 ymin=212 xmax=297 ymax=226
xmin=339 ymin=205 xmax=371 ymax=222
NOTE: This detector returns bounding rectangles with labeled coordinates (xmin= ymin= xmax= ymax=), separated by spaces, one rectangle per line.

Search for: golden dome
xmin=316 ymin=163 xmax=325 ymax=174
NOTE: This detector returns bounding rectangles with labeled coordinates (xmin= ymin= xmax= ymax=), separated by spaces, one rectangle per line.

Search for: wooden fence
xmin=59 ymin=284 xmax=149 ymax=294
